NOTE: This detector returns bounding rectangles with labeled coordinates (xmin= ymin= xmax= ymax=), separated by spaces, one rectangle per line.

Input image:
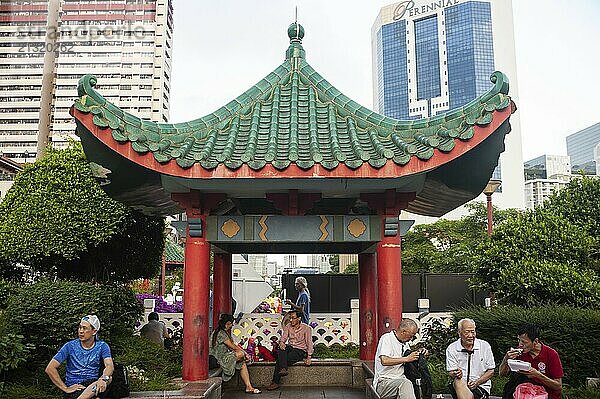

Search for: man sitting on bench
xmin=266 ymin=309 xmax=313 ymax=390
xmin=373 ymin=318 xmax=420 ymax=399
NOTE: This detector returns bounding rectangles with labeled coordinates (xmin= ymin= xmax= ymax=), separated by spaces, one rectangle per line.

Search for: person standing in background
xmin=286 ymin=276 xmax=311 ymax=324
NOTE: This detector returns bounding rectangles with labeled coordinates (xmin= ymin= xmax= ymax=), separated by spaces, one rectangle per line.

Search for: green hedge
xmin=0 ymin=280 xmax=143 ymax=364
xmin=0 ymin=279 xmax=19 ymax=310
xmin=452 ymin=306 xmax=600 ymax=387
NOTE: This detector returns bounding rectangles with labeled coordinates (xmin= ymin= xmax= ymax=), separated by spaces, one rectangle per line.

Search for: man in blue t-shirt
xmin=46 ymin=315 xmax=114 ymax=399
xmin=286 ymin=276 xmax=311 ymax=324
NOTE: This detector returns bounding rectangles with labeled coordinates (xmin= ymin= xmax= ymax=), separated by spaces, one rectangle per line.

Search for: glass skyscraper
xmin=372 ymin=0 xmax=525 ymax=208
xmin=374 ymin=1 xmax=495 ymax=119
xmin=566 ymin=121 xmax=600 ymax=174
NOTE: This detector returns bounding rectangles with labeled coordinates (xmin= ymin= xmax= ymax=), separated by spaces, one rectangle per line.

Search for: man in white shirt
xmin=373 ymin=318 xmax=420 ymax=399
xmin=446 ymin=318 xmax=495 ymax=399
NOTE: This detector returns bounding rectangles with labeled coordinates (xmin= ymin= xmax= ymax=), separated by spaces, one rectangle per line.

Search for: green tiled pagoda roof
xmin=74 ymin=23 xmax=511 ymax=172
xmin=165 ymin=239 xmax=184 ymax=264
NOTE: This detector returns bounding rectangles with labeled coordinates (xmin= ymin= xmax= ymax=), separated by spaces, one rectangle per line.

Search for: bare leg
xmin=453 ymin=378 xmax=474 ymax=399
xmin=239 ymin=362 xmax=255 ymax=392
xmin=76 ymin=383 xmax=97 ymax=399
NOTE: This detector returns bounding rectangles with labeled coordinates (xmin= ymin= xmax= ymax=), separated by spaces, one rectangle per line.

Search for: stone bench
xmin=365 ymin=377 xmax=382 ymax=399
xmin=362 ymin=361 xmax=503 ymax=399
xmin=222 ymin=359 xmax=366 ymax=389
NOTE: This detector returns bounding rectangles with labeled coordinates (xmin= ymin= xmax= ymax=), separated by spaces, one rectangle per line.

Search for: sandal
xmin=245 ymin=388 xmax=262 ymax=394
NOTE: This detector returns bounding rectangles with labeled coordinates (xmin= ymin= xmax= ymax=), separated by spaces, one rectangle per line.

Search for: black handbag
xmin=403 ymin=349 xmax=433 ymax=399
xmin=104 ymin=363 xmax=130 ymax=399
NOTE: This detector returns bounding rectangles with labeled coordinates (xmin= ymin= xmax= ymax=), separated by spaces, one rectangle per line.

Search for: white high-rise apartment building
xmin=248 ymin=254 xmax=267 ymax=278
xmin=0 ymin=0 xmax=173 ymax=162
xmin=373 ymin=0 xmax=524 ymax=220
xmin=524 ymin=177 xmax=569 ymax=209
xmin=284 ymin=255 xmax=297 ymax=270
xmin=308 ymin=254 xmax=331 ymax=274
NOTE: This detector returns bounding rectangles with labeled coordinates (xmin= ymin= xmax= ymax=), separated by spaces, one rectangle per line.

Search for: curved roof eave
xmin=72 ymin=23 xmax=516 ymax=217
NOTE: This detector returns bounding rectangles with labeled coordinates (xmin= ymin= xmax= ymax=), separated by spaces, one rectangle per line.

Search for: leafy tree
xmin=401 ymin=202 xmax=521 ymax=273
xmin=0 ymin=143 xmax=165 ymax=283
xmin=544 ymin=176 xmax=600 ymax=239
xmin=343 ymin=261 xmax=358 ymax=274
xmin=473 ymin=177 xmax=600 ymax=306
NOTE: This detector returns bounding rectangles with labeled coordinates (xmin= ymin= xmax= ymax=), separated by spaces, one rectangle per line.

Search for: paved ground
xmin=222 ymin=386 xmax=366 ymax=398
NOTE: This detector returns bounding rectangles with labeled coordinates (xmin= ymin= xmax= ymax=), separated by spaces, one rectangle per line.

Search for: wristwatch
xmin=101 ymin=375 xmax=110 ymax=382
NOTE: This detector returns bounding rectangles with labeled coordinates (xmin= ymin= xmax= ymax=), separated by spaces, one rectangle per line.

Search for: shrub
xmin=0 ymin=280 xmax=143 ymax=364
xmin=563 ymin=386 xmax=600 ymax=399
xmin=0 ymin=333 xmax=34 ymax=374
xmin=452 ymin=305 xmax=600 ymax=387
xmin=420 ymin=318 xmax=457 ymax=363
xmin=494 ymin=260 xmax=600 ymax=308
xmin=0 ymin=384 xmax=60 ymax=399
xmin=109 ymin=335 xmax=182 ymax=379
xmin=312 ymin=343 xmax=359 ymax=359
xmin=0 ymin=279 xmax=19 ymax=310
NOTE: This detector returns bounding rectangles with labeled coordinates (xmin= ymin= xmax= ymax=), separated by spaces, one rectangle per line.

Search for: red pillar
xmin=213 ymin=253 xmax=232 ymax=328
xmin=358 ymin=253 xmax=377 ymax=360
xmin=376 ymin=216 xmax=403 ymax=336
xmin=182 ymin=214 xmax=210 ymax=381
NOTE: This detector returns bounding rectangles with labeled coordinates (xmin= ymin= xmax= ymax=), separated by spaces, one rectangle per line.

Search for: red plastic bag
xmin=513 ymin=382 xmax=548 ymax=399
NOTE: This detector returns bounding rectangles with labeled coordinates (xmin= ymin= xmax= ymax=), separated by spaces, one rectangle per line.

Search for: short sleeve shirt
xmin=373 ymin=331 xmax=411 ymax=391
xmin=53 ymin=339 xmax=112 ymax=386
xmin=446 ymin=338 xmax=495 ymax=393
xmin=140 ymin=320 xmax=168 ymax=347
xmin=296 ymin=291 xmax=310 ymax=324
xmin=209 ymin=330 xmax=232 ymax=360
xmin=518 ymin=343 xmax=563 ymax=399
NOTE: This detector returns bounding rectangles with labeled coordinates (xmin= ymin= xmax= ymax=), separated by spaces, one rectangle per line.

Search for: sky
xmin=168 ymin=0 xmax=600 ymax=162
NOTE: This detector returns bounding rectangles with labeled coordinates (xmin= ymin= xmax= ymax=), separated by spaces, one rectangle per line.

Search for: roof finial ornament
xmin=287 ymin=17 xmax=304 ymax=44
xmin=286 ymin=9 xmax=305 ymax=62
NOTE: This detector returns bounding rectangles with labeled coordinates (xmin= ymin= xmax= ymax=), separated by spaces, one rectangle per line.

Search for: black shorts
xmin=63 ymin=379 xmax=107 ymax=399
xmin=448 ymin=381 xmax=490 ymax=399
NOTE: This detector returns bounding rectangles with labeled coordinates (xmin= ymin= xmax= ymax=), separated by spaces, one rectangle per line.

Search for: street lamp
xmin=483 ymin=179 xmax=502 ymax=237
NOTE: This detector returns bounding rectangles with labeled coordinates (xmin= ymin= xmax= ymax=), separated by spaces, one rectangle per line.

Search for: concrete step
xmin=128 ymin=378 xmax=221 ymax=399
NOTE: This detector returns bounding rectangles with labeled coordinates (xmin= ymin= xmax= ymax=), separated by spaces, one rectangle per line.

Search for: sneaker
xmin=266 ymin=382 xmax=280 ymax=391
xmin=278 ymin=368 xmax=288 ymax=376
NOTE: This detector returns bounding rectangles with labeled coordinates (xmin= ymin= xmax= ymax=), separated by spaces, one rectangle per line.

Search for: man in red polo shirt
xmin=499 ymin=324 xmax=563 ymax=399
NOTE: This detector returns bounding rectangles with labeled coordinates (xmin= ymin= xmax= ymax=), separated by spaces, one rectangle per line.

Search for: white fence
xmin=141 ymin=299 xmax=452 ymax=346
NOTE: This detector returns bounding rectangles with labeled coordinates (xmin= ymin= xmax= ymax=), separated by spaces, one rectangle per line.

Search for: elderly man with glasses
xmin=46 ymin=315 xmax=113 ymax=399
xmin=266 ymin=309 xmax=313 ymax=391
xmin=373 ymin=318 xmax=421 ymax=399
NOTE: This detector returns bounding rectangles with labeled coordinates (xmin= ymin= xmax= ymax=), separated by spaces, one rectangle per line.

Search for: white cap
xmin=81 ymin=315 xmax=100 ymax=333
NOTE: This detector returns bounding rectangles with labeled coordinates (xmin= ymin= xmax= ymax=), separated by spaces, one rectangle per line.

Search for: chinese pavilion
xmin=72 ymin=23 xmax=516 ymax=381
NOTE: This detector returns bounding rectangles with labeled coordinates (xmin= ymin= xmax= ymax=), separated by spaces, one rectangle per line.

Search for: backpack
xmin=104 ymin=363 xmax=130 ymax=399
xmin=403 ymin=349 xmax=433 ymax=399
